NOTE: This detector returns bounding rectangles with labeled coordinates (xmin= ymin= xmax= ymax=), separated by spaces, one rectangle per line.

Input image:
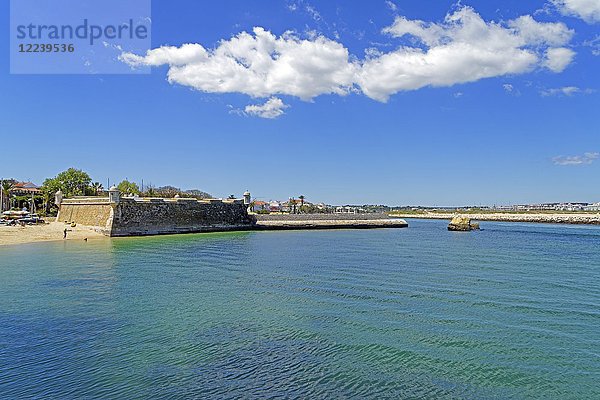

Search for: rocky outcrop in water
xmin=448 ymin=216 xmax=480 ymax=231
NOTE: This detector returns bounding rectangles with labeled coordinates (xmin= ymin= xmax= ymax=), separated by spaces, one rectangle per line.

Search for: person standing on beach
xmin=63 ymin=228 xmax=67 ymax=239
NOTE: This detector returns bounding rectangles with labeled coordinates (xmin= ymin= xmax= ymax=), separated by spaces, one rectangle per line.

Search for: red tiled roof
xmin=14 ymin=182 xmax=40 ymax=189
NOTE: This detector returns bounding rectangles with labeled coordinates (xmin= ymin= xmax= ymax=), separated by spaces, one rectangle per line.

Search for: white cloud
xmin=385 ymin=1 xmax=398 ymax=13
xmin=543 ymin=47 xmax=576 ymax=72
xmin=541 ymin=86 xmax=594 ymax=96
xmin=244 ymin=97 xmax=289 ymax=119
xmin=359 ymin=6 xmax=575 ymax=101
xmin=551 ymin=0 xmax=600 ymax=23
xmin=120 ymin=6 xmax=576 ymax=106
xmin=508 ymin=15 xmax=574 ymax=46
xmin=503 ymin=83 xmax=522 ymax=96
xmin=288 ymin=0 xmax=323 ymax=22
xmin=583 ymin=35 xmax=600 ymax=55
xmin=553 ymin=152 xmax=599 ymax=165
xmin=120 ymin=28 xmax=356 ymax=101
xmin=305 ymin=5 xmax=322 ymax=22
xmin=120 ymin=43 xmax=208 ymax=66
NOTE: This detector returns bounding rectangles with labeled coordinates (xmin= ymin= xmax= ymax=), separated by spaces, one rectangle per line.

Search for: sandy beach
xmin=0 ymin=222 xmax=107 ymax=247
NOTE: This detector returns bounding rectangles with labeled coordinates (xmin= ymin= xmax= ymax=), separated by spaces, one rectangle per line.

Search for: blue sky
xmin=1 ymin=0 xmax=599 ymax=206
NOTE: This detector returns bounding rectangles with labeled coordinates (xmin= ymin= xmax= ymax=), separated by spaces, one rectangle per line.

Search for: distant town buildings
xmin=495 ymin=202 xmax=599 ymax=212
xmin=400 ymin=202 xmax=600 ymax=213
xmin=335 ymin=206 xmax=363 ymax=214
xmin=584 ymin=202 xmax=600 ymax=211
xmin=249 ymin=196 xmax=389 ymax=215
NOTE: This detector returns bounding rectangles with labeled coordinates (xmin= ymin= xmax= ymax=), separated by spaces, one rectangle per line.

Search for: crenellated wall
xmin=57 ymin=197 xmax=254 ymax=237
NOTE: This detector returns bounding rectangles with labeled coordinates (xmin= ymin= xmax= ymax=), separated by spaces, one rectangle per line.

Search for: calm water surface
xmin=0 ymin=219 xmax=599 ymax=399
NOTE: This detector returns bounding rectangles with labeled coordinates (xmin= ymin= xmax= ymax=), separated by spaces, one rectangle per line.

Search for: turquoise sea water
xmin=0 ymin=219 xmax=599 ymax=399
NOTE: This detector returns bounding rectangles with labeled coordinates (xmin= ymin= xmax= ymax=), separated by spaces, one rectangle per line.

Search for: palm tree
xmin=298 ymin=195 xmax=305 ymax=214
xmin=91 ymin=182 xmax=104 ymax=196
xmin=1 ymin=180 xmax=14 ymax=211
xmin=42 ymin=190 xmax=53 ymax=215
xmin=228 ymin=194 xmax=236 ymax=199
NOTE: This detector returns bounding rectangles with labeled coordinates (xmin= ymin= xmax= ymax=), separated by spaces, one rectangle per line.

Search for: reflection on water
xmin=1 ymin=220 xmax=599 ymax=398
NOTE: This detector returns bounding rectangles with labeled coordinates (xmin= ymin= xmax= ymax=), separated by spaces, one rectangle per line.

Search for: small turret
xmin=54 ymin=190 xmax=64 ymax=206
xmin=243 ymin=191 xmax=251 ymax=206
xmin=108 ymin=186 xmax=121 ymax=204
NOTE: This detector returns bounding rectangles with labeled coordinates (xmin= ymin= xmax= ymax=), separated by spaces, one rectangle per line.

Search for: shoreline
xmin=391 ymin=213 xmax=600 ymax=225
xmin=0 ymin=222 xmax=107 ymax=247
xmin=0 ymin=215 xmax=408 ymax=247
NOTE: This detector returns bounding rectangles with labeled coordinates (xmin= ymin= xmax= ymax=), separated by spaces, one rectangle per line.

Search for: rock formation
xmin=448 ymin=216 xmax=480 ymax=231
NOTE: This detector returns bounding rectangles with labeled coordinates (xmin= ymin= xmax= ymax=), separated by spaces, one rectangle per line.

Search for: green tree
xmin=41 ymin=177 xmax=61 ymax=214
xmin=91 ymin=182 xmax=104 ymax=196
xmin=1 ymin=180 xmax=15 ymax=211
xmin=145 ymin=186 xmax=156 ymax=197
xmin=184 ymin=189 xmax=213 ymax=199
xmin=1 ymin=180 xmax=15 ymax=195
xmin=117 ymin=180 xmax=140 ymax=196
xmin=42 ymin=168 xmax=92 ymax=198
xmin=39 ymin=168 xmax=91 ymax=215
xmin=155 ymin=185 xmax=180 ymax=198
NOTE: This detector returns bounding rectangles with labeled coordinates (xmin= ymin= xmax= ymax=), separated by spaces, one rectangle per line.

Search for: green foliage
xmin=145 ymin=187 xmax=156 ymax=197
xmin=256 ymin=209 xmax=271 ymax=215
xmin=154 ymin=185 xmax=180 ymax=198
xmin=184 ymin=189 xmax=213 ymax=199
xmin=39 ymin=168 xmax=92 ymax=215
xmin=42 ymin=168 xmax=92 ymax=198
xmin=91 ymin=182 xmax=104 ymax=196
xmin=1 ymin=179 xmax=16 ymax=196
xmin=117 ymin=180 xmax=140 ymax=196
xmin=299 ymin=204 xmax=328 ymax=214
xmin=141 ymin=186 xmax=212 ymax=199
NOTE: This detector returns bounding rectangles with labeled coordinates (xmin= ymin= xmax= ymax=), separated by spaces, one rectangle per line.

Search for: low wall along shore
xmin=393 ymin=212 xmax=600 ymax=225
xmin=254 ymin=213 xmax=408 ymax=230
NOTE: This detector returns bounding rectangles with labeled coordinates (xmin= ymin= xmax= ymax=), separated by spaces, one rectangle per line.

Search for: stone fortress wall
xmin=110 ymin=198 xmax=253 ymax=236
xmin=57 ymin=199 xmax=113 ymax=235
xmin=56 ymin=190 xmax=255 ymax=237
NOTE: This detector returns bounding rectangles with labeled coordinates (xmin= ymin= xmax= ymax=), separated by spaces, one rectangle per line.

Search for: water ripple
xmin=1 ymin=220 xmax=599 ymax=398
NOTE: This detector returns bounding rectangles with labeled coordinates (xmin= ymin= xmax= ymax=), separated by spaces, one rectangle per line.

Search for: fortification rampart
xmin=57 ymin=196 xmax=255 ymax=237
xmin=57 ymin=198 xmax=114 ymax=235
xmin=110 ymin=198 xmax=253 ymax=236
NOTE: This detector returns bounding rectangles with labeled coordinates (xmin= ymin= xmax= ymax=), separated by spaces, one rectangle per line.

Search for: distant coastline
xmin=391 ymin=212 xmax=600 ymax=225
